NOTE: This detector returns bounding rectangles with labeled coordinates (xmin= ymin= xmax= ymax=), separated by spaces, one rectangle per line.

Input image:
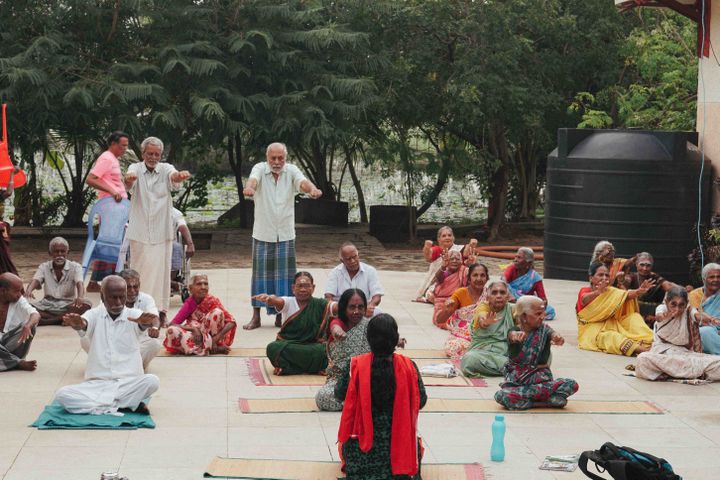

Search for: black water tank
xmin=544 ymin=129 xmax=710 ymax=284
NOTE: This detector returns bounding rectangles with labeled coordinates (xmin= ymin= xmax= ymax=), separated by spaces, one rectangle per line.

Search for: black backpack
xmin=579 ymin=442 xmax=682 ymax=480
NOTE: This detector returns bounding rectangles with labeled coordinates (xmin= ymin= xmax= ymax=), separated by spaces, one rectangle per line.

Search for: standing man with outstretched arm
xmin=85 ymin=131 xmax=129 ymax=292
xmin=242 ymin=142 xmax=322 ymax=330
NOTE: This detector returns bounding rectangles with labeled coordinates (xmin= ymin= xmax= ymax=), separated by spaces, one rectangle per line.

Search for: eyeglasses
xmin=638 ymin=263 xmax=652 ymax=267
xmin=294 ymin=283 xmax=313 ymax=289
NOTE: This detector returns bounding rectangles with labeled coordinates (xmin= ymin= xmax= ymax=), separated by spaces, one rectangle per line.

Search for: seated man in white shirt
xmin=79 ymin=269 xmax=161 ymax=371
xmin=0 ymin=273 xmax=40 ymax=372
xmin=56 ymin=275 xmax=159 ymax=415
xmin=324 ymin=242 xmax=384 ymax=317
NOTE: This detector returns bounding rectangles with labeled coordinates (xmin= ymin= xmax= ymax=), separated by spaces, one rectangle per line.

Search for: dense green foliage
xmin=0 ymin=1 xmax=697 ymax=235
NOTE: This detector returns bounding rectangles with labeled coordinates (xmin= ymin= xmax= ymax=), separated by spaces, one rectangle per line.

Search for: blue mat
xmin=31 ymin=404 xmax=155 ymax=430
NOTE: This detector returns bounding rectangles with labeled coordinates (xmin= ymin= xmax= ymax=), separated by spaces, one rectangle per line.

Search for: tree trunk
xmin=13 ymin=146 xmax=36 ymax=226
xmin=227 ymin=133 xmax=248 ymax=228
xmin=487 ymin=126 xmax=510 ymax=241
xmin=62 ymin=140 xmax=88 ymax=227
xmin=417 ymin=153 xmax=451 ymax=218
xmin=344 ymin=144 xmax=368 ymax=223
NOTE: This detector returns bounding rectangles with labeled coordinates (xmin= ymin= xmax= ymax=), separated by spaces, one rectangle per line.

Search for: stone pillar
xmin=697 ymin=0 xmax=720 ymax=212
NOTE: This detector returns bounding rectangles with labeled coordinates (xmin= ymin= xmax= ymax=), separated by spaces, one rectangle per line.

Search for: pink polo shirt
xmin=90 ymin=151 xmax=127 ymax=199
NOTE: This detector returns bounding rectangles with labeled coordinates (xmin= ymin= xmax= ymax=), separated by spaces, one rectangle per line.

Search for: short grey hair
xmin=637 ymin=252 xmax=653 ymax=264
xmin=485 ymin=279 xmax=509 ymax=292
xmin=592 ymin=240 xmax=614 ymax=261
xmin=702 ymin=263 xmax=720 ymax=282
xmin=189 ymin=272 xmax=208 ymax=285
xmin=338 ymin=241 xmax=357 ymax=258
xmin=515 ymin=295 xmax=544 ymax=316
xmin=141 ymin=136 xmax=164 ymax=153
xmin=48 ymin=236 xmax=69 ymax=252
xmin=266 ymin=142 xmax=288 ymax=156
xmin=119 ymin=269 xmax=140 ymax=281
xmin=437 ymin=226 xmax=453 ymax=239
xmin=517 ymin=247 xmax=534 ymax=263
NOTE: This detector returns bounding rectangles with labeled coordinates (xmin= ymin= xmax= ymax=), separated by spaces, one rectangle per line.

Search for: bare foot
xmin=16 ymin=360 xmax=37 ymax=371
xmin=275 ymin=314 xmax=282 ymax=327
xmin=133 ymin=402 xmax=150 ymax=415
xmin=86 ymin=281 xmax=101 ymax=293
xmin=210 ymin=346 xmax=230 ymax=354
xmin=243 ymin=317 xmax=261 ymax=330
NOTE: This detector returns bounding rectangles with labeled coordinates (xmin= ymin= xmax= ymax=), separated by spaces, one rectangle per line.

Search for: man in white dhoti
xmin=0 ymin=273 xmax=40 ymax=372
xmin=79 ymin=269 xmax=160 ymax=370
xmin=55 ymin=275 xmax=159 ymax=414
xmin=124 ymin=136 xmax=191 ymax=317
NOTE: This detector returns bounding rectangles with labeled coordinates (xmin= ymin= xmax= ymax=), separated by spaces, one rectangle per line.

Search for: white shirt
xmin=80 ymin=305 xmax=145 ymax=381
xmin=249 ymin=162 xmax=307 ymax=242
xmin=279 ymin=296 xmax=301 ymax=320
xmin=32 ymin=260 xmax=83 ymax=300
xmin=324 ymin=262 xmax=385 ymax=302
xmin=2 ymin=297 xmax=38 ymax=334
xmin=128 ymin=291 xmax=159 ymax=316
xmin=126 ymin=162 xmax=179 ymax=244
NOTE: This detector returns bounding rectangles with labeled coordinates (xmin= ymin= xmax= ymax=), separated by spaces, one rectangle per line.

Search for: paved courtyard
xmin=1 ymin=268 xmax=718 ymax=479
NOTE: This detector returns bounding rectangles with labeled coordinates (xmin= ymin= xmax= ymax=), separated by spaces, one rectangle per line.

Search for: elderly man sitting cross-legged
xmin=25 ymin=237 xmax=92 ymax=326
xmin=79 ymin=269 xmax=161 ymax=371
xmin=0 ymin=273 xmax=40 ymax=372
xmin=55 ymin=275 xmax=159 ymax=414
xmin=324 ymin=242 xmax=384 ymax=318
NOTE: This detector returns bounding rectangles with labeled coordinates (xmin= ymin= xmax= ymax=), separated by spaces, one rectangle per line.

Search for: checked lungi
xmin=251 ymin=239 xmax=296 ymax=314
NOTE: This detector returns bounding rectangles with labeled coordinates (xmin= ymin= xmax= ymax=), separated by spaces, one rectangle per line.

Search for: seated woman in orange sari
xmin=576 ymin=262 xmax=654 ymax=356
xmin=164 ymin=273 xmax=237 ymax=355
xmin=431 ymin=250 xmax=469 ymax=327
xmin=590 ymin=240 xmax=635 ymax=289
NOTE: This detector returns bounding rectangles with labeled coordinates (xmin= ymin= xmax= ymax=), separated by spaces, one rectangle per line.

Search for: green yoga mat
xmin=31 ymin=404 xmax=156 ymax=430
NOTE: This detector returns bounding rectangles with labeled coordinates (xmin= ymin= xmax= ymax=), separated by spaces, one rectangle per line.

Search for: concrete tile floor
xmin=1 ymin=270 xmax=718 ymax=479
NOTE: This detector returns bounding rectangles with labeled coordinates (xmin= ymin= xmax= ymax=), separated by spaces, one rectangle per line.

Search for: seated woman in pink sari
xmin=164 ymin=273 xmax=237 ymax=355
xmin=431 ymin=250 xmax=469 ymax=327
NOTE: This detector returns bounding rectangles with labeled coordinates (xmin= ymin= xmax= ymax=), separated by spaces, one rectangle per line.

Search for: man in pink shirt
xmin=85 ymin=131 xmax=129 ymax=292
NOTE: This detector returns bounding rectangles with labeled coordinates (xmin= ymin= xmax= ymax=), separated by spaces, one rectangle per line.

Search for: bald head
xmin=101 ymin=275 xmax=127 ymax=316
xmin=339 ymin=242 xmax=360 ymax=273
xmin=0 ymin=273 xmax=23 ymax=303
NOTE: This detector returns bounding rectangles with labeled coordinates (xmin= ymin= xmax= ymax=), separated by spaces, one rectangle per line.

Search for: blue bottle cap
xmin=495 ymin=415 xmax=504 ymax=421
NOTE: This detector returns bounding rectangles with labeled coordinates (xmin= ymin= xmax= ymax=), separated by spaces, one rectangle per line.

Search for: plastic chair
xmin=81 ymin=197 xmax=131 ymax=277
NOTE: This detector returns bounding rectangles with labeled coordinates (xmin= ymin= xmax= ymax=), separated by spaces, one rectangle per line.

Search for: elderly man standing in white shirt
xmin=124 ymin=137 xmax=191 ymax=316
xmin=0 ymin=273 xmax=40 ymax=372
xmin=242 ymin=142 xmax=322 ymax=330
xmin=324 ymin=242 xmax=385 ymax=317
xmin=56 ymin=275 xmax=159 ymax=415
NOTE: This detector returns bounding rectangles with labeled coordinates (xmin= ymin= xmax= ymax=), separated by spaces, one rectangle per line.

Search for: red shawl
xmin=338 ymin=352 xmax=420 ymax=476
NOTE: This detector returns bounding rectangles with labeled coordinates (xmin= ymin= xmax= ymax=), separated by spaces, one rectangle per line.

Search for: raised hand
xmin=397 ymin=337 xmax=407 ymax=348
xmin=424 ymin=240 xmax=433 ymax=249
xmin=252 ymin=294 xmax=271 ymax=304
xmin=175 ymin=170 xmax=192 ymax=182
xmin=637 ymin=279 xmax=656 ymax=296
xmin=509 ymin=331 xmax=527 ymax=343
xmin=550 ymin=332 xmax=565 ymax=346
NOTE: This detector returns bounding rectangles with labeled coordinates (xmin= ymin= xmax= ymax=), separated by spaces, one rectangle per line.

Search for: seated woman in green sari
xmin=460 ymin=280 xmax=516 ymax=377
xmin=576 ymin=262 xmax=654 ymax=356
xmin=254 ymin=271 xmax=337 ymax=375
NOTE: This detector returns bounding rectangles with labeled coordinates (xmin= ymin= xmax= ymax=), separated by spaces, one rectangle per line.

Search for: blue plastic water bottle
xmin=490 ymin=415 xmax=506 ymax=462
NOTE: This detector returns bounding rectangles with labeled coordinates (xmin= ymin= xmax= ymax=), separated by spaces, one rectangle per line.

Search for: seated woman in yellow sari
xmin=576 ymin=262 xmax=654 ymax=356
xmin=255 ymin=272 xmax=337 ymax=375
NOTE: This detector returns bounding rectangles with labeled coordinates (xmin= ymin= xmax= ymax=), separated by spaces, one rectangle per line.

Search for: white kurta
xmin=58 ymin=305 xmax=159 ymax=414
xmin=80 ymin=292 xmax=160 ymax=370
xmin=126 ymin=162 xmax=178 ymax=311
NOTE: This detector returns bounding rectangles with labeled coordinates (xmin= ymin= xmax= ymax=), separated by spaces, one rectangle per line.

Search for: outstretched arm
xmin=299 ymin=179 xmax=322 ymax=199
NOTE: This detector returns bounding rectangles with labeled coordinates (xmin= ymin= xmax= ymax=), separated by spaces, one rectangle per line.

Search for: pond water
xmin=9 ymin=162 xmax=487 ymax=226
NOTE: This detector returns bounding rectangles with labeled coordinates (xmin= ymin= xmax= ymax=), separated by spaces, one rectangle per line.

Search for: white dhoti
xmin=129 ymin=240 xmax=172 ymax=311
xmin=636 ymin=347 xmax=720 ymax=381
xmin=81 ymin=333 xmax=161 ymax=371
xmin=54 ymin=374 xmax=159 ymax=415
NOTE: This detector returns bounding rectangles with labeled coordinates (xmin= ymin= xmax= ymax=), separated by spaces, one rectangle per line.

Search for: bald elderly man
xmin=324 ymin=242 xmax=384 ymax=317
xmin=56 ymin=275 xmax=159 ymax=414
xmin=0 ymin=273 xmax=40 ymax=372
